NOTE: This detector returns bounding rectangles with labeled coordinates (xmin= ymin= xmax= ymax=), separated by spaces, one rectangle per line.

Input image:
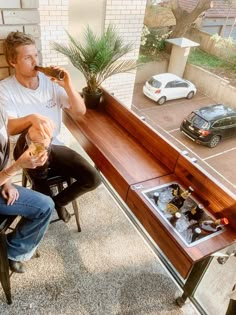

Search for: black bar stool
xmin=0 ymin=215 xmax=18 ymax=304
xmin=22 ymin=170 xmax=81 ymax=232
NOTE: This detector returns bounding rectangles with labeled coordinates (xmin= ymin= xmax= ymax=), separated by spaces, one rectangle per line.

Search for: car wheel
xmin=186 ymin=91 xmax=194 ymax=99
xmin=208 ymin=135 xmax=221 ymax=148
xmin=157 ymin=96 xmax=166 ymax=105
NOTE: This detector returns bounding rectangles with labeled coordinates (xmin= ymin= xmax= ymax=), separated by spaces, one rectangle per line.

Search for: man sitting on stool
xmin=0 ymin=31 xmax=101 ymax=223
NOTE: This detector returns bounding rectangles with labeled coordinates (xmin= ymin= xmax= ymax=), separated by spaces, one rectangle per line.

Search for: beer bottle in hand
xmin=166 ymin=186 xmax=194 ymax=215
xmin=35 ymin=65 xmax=65 ymax=80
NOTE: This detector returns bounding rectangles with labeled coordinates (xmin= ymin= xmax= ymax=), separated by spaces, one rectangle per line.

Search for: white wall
xmin=39 ymin=0 xmax=147 ymax=106
xmin=39 ymin=0 xmax=69 ymax=65
xmin=102 ymin=0 xmax=147 ymax=107
xmin=66 ymin=0 xmax=106 ymax=91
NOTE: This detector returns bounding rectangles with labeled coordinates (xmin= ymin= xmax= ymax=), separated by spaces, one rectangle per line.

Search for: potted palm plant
xmin=52 ymin=24 xmax=138 ymax=109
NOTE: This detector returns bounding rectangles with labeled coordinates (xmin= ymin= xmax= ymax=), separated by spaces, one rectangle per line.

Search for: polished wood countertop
xmin=63 ymin=90 xmax=236 ymax=278
xmin=63 ymin=103 xmax=172 ymax=201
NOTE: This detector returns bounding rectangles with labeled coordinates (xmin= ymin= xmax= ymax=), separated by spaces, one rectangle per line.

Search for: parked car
xmin=143 ymin=73 xmax=197 ymax=105
xmin=180 ymin=104 xmax=236 ymax=148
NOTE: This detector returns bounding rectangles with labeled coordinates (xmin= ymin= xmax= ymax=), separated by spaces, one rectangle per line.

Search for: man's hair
xmin=3 ymin=31 xmax=35 ymax=66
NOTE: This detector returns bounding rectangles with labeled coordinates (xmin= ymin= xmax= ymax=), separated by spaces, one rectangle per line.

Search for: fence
xmin=187 ymin=28 xmax=236 ymax=62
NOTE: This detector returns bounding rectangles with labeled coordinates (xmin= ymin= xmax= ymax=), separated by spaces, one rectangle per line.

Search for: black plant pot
xmin=82 ymin=87 xmax=103 ymax=109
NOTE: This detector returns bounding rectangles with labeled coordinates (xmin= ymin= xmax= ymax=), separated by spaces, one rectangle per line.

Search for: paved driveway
xmin=132 ymin=83 xmax=236 ymax=195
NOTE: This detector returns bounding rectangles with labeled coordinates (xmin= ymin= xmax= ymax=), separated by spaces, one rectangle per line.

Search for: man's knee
xmin=38 ymin=195 xmax=54 ymax=218
xmin=89 ymin=169 xmax=101 ymax=189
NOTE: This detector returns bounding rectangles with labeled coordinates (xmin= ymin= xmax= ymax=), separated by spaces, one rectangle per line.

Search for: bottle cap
xmin=198 ymin=204 xmax=204 ymax=209
xmin=221 ymin=218 xmax=229 ymax=225
xmin=175 ymin=212 xmax=181 ymax=218
xmin=194 ymin=227 xmax=202 ymax=234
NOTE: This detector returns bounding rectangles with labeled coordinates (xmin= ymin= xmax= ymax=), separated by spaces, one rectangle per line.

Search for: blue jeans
xmin=0 ymin=184 xmax=54 ymax=262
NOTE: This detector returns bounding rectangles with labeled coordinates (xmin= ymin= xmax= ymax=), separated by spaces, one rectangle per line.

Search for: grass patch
xmin=138 ymin=51 xmax=170 ymax=63
xmin=188 ymin=48 xmax=229 ymax=68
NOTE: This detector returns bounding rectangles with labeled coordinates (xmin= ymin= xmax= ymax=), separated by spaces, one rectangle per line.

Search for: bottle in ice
xmin=185 ymin=203 xmax=204 ymax=221
xmin=169 ymin=211 xmax=181 ymax=227
xmin=152 ymin=192 xmax=160 ymax=205
xmin=169 ymin=183 xmax=180 ymax=197
xmin=35 ymin=65 xmax=65 ymax=80
xmin=166 ymin=186 xmax=194 ymax=215
xmin=191 ymin=227 xmax=202 ymax=243
xmin=200 ymin=217 xmax=229 ymax=233
xmin=186 ymin=223 xmax=202 ymax=243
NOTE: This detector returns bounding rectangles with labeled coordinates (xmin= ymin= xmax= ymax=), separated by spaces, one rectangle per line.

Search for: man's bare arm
xmin=51 ymin=67 xmax=86 ymax=116
xmin=64 ymin=83 xmax=86 ymax=116
xmin=8 ymin=114 xmax=55 ymax=138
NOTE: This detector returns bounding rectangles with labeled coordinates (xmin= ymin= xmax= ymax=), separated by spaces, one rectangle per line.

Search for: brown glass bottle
xmin=185 ymin=203 xmax=204 ymax=221
xmin=169 ymin=183 xmax=180 ymax=197
xmin=152 ymin=192 xmax=160 ymax=205
xmin=200 ymin=217 xmax=229 ymax=233
xmin=35 ymin=66 xmax=65 ymax=80
xmin=191 ymin=227 xmax=202 ymax=243
xmin=166 ymin=186 xmax=194 ymax=214
xmin=169 ymin=211 xmax=181 ymax=227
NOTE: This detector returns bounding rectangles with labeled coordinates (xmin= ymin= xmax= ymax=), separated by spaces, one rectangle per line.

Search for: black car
xmin=180 ymin=104 xmax=236 ymax=148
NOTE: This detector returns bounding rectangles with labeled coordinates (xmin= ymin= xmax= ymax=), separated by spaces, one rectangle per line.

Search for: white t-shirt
xmin=0 ymin=73 xmax=70 ymax=144
xmin=0 ymin=106 xmax=9 ymax=170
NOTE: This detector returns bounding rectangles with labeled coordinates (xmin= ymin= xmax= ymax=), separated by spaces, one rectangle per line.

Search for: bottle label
xmin=172 ymin=188 xmax=179 ymax=196
xmin=191 ymin=207 xmax=197 ymax=215
xmin=181 ymin=191 xmax=190 ymax=199
xmin=166 ymin=203 xmax=178 ymax=215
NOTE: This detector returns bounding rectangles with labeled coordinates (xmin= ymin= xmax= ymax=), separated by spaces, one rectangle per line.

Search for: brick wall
xmin=38 ymin=0 xmax=69 ymax=66
xmin=0 ymin=0 xmax=40 ymax=80
xmin=102 ymin=0 xmax=147 ymax=107
xmin=0 ymin=1 xmax=69 ymax=80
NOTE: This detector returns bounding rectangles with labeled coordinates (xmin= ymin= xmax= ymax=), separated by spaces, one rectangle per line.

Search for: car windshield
xmin=148 ymin=77 xmax=161 ymax=88
xmin=187 ymin=112 xmax=209 ymax=129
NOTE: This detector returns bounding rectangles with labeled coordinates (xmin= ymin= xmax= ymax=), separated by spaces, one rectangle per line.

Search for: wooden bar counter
xmin=63 ymin=90 xmax=236 ymax=280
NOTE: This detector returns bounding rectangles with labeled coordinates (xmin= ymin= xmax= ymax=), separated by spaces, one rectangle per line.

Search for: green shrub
xmin=140 ymin=26 xmax=171 ymax=55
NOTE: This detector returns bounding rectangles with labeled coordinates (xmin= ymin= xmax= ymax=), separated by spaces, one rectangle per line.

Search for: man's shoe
xmin=8 ymin=260 xmax=25 ymax=273
xmin=56 ymin=206 xmax=71 ymax=223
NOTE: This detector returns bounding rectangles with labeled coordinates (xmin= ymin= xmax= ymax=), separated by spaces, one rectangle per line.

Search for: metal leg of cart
xmin=176 ymin=256 xmax=213 ymax=307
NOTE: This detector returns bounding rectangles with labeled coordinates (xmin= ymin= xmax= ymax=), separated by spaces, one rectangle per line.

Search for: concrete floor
xmin=2 ymin=169 xmax=201 ymax=315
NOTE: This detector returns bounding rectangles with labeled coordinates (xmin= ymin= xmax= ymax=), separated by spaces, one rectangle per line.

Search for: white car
xmin=143 ymin=73 xmax=197 ymax=105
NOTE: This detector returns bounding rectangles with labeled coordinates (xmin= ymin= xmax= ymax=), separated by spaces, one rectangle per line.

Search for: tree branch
xmin=170 ymin=0 xmax=189 ymax=20
xmin=170 ymin=0 xmax=213 ymax=24
xmin=193 ymin=0 xmax=213 ymax=15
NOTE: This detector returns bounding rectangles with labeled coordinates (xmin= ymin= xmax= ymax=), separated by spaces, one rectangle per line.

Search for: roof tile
xmin=178 ymin=0 xmax=236 ymax=17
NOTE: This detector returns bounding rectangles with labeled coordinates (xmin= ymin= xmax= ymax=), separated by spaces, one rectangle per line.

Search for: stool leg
xmin=72 ymin=199 xmax=81 ymax=232
xmin=22 ymin=171 xmax=28 ymax=187
xmin=0 ymin=233 xmax=12 ymax=304
xmin=68 ymin=178 xmax=81 ymax=232
xmin=58 ymin=182 xmax=64 ymax=193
